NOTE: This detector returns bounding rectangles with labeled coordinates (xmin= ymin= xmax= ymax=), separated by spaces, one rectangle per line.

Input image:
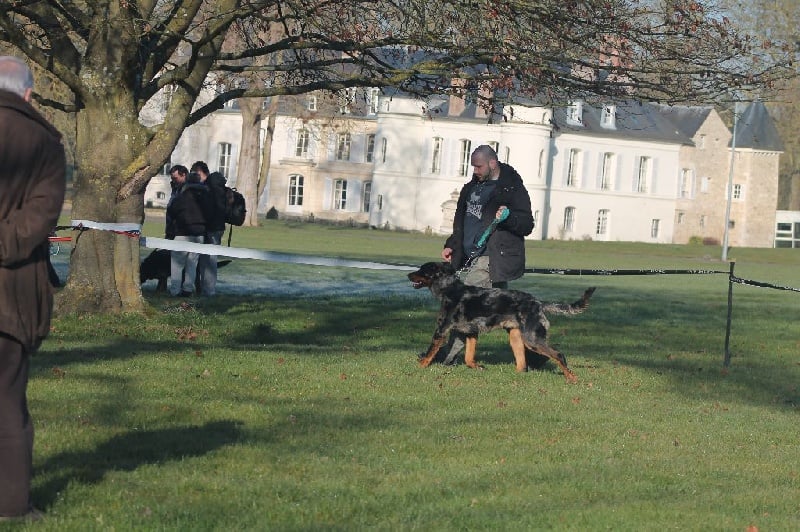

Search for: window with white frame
xmin=567 ymin=101 xmax=583 ymax=125
xmin=295 ymin=128 xmax=310 ymax=157
xmin=596 ymin=209 xmax=609 ymax=235
xmin=288 ymin=174 xmax=304 ymax=206
xmin=381 ymin=137 xmax=387 ymax=163
xmin=307 ymin=95 xmax=317 ymax=111
xmin=365 ymin=134 xmax=376 ymax=163
xmin=218 ymin=142 xmax=232 ymax=176
xmin=333 ymin=179 xmax=347 ymax=210
xmin=566 ymin=149 xmax=580 ymax=187
xmin=368 ymin=88 xmax=380 ymax=114
xmin=504 ymin=146 xmax=510 ymax=164
xmin=733 ymin=183 xmax=743 ymax=200
xmin=339 ymin=88 xmax=356 ymax=114
xmin=488 ymin=141 xmax=499 ymax=154
xmin=651 ymin=219 xmax=660 ymax=238
xmin=677 ymin=211 xmax=685 ymax=224
xmin=538 ymin=149 xmax=545 ymax=180
xmin=362 ymin=182 xmax=372 ymax=212
xmin=636 ymin=156 xmax=650 ymax=193
xmin=680 ymin=168 xmax=692 ymax=198
xmin=700 ymin=176 xmax=710 ymax=193
xmin=600 ymin=152 xmax=614 ymax=190
xmin=156 ymin=191 xmax=166 ymax=200
xmin=600 ymin=104 xmax=616 ymax=129
xmin=533 ymin=209 xmax=539 ymax=230
xmin=160 ymin=162 xmax=171 ymax=175
xmin=459 ymin=139 xmax=472 ymax=177
xmin=700 ymin=214 xmax=706 ymax=227
xmin=336 ymin=133 xmax=351 ymax=161
xmin=563 ymin=207 xmax=575 ymax=232
xmin=431 ymin=137 xmax=443 ymax=173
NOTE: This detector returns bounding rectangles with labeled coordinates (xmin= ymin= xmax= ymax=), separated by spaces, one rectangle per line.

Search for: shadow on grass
xmin=32 ymin=420 xmax=244 ymax=509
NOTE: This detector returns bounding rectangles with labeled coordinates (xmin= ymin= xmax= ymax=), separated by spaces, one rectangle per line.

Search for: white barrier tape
xmin=141 ymin=236 xmax=416 ymax=271
xmin=71 ymin=220 xmax=142 ymax=233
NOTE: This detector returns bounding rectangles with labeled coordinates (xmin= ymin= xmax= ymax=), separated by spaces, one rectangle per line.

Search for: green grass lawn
xmin=30 ymin=219 xmax=800 ymax=530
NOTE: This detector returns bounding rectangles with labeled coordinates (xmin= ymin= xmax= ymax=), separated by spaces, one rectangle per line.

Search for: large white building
xmin=145 ymin=88 xmax=785 ymax=247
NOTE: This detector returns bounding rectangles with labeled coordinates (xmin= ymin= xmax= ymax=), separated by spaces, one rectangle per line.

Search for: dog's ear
xmin=441 ymin=262 xmax=456 ymax=275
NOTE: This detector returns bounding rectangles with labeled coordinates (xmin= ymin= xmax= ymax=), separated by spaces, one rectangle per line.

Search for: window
xmin=339 ymin=88 xmax=356 ymax=114
xmin=368 ymin=88 xmax=380 ymax=114
xmin=156 ymin=191 xmax=166 ymax=200
xmin=651 ymin=219 xmax=660 ymax=238
xmin=218 ymin=142 xmax=232 ymax=176
xmin=567 ymin=101 xmax=583 ymax=125
xmin=160 ymin=162 xmax=171 ymax=175
xmin=381 ymin=137 xmax=387 ymax=163
xmin=700 ymin=176 xmax=710 ymax=193
xmin=677 ymin=212 xmax=685 ymax=224
xmin=431 ymin=137 xmax=443 ymax=173
xmin=365 ymin=134 xmax=376 ymax=163
xmin=699 ymin=215 xmax=706 ymax=228
xmin=459 ymin=139 xmax=472 ymax=177
xmin=566 ymin=149 xmax=580 ymax=187
xmin=533 ymin=210 xmax=539 ymax=230
xmin=596 ymin=209 xmax=609 ymax=236
xmin=295 ymin=129 xmax=309 ymax=157
xmin=600 ymin=104 xmax=616 ymax=129
xmin=488 ymin=141 xmax=499 ymax=153
xmin=336 ymin=133 xmax=351 ymax=161
xmin=504 ymin=146 xmax=511 ymax=164
xmin=362 ymin=182 xmax=372 ymax=212
xmin=538 ymin=149 xmax=545 ymax=180
xmin=307 ymin=95 xmax=317 ymax=111
xmin=697 ymin=134 xmax=706 ymax=149
xmin=600 ymin=153 xmax=614 ymax=190
xmin=333 ymin=179 xmax=347 ymax=210
xmin=563 ymin=207 xmax=575 ymax=232
xmin=733 ymin=184 xmax=743 ymax=200
xmin=288 ymin=174 xmax=304 ymax=206
xmin=636 ymin=156 xmax=650 ymax=193
xmin=680 ymin=168 xmax=692 ymax=198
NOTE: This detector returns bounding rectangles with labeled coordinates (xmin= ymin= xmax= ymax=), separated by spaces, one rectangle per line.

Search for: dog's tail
xmin=543 ymin=287 xmax=596 ymax=315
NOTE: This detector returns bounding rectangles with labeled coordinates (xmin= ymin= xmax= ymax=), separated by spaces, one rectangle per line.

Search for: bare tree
xmin=0 ymin=0 xmax=793 ymax=313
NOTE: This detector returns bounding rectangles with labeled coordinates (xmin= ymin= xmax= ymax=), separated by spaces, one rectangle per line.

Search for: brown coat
xmin=0 ymin=89 xmax=66 ymax=351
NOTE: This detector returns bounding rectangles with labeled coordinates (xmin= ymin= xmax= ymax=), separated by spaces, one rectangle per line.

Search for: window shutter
xmin=323 ymin=177 xmax=332 ymax=210
xmin=650 ymin=158 xmax=658 ymax=194
xmin=348 ymin=179 xmax=362 ymax=212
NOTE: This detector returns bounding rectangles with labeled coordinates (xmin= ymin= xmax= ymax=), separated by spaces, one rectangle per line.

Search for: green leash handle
xmin=475 ymin=207 xmax=509 ymax=249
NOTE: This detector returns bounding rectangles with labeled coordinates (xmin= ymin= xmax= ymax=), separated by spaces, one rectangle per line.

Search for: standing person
xmin=438 ymin=144 xmax=534 ymax=364
xmin=190 ymin=161 xmax=227 ymax=297
xmin=166 ymin=171 xmax=213 ymax=297
xmin=165 ymin=164 xmax=189 ymax=239
xmin=0 ymin=55 xmax=66 ymax=521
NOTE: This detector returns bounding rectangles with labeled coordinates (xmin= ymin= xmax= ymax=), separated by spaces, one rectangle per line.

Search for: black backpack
xmin=224 ymin=186 xmax=247 ymax=226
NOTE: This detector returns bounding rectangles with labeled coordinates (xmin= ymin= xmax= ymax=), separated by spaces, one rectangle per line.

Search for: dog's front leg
xmin=464 ymin=337 xmax=484 ymax=370
xmin=418 ymin=335 xmax=447 ymax=368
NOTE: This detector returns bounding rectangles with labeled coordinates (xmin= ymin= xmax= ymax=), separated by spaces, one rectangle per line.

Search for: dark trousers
xmin=0 ymin=333 xmax=33 ymax=516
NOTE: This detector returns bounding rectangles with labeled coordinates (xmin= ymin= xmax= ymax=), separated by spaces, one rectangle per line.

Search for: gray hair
xmin=0 ymin=56 xmax=34 ymax=98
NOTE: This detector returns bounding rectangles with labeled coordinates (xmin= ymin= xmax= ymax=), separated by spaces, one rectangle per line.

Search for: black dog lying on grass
xmin=408 ymin=261 xmax=595 ymax=383
xmin=140 ymin=249 xmax=231 ymax=292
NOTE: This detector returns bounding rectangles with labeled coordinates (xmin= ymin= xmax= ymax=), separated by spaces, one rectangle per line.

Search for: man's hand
xmin=441 ymin=247 xmax=453 ymax=262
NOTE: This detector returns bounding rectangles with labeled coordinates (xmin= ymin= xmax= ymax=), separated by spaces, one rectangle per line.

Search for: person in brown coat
xmin=0 ymin=56 xmax=66 ymax=521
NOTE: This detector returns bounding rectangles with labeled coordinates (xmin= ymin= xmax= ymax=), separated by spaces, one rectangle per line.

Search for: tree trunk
xmin=258 ymin=98 xmax=280 ymax=206
xmin=55 ymin=104 xmax=148 ymax=314
xmin=236 ymin=98 xmax=265 ymax=227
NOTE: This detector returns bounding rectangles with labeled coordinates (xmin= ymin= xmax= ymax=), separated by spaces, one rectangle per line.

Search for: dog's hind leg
xmin=507 ymin=329 xmax=529 ymax=372
xmin=527 ymin=343 xmax=578 ymax=383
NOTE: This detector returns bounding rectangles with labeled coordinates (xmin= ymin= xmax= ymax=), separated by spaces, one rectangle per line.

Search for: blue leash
xmin=459 ymin=207 xmax=509 ymax=275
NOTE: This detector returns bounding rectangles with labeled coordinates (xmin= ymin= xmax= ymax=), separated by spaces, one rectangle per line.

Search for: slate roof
xmin=733 ymin=101 xmax=783 ymax=152
xmin=551 ymin=100 xmax=694 ymax=145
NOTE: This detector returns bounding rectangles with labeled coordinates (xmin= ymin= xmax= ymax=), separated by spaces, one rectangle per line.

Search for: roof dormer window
xmin=601 ymin=104 xmax=616 ymax=129
xmin=567 ymin=101 xmax=584 ymax=126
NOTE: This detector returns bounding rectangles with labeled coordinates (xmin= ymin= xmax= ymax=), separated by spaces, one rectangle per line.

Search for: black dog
xmin=140 ymin=249 xmax=231 ymax=292
xmin=408 ymin=262 xmax=595 ymax=383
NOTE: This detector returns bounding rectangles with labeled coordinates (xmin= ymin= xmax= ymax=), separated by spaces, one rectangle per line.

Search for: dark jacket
xmin=444 ymin=162 xmax=534 ymax=283
xmin=166 ymin=183 xmax=214 ymax=237
xmin=0 ymin=89 xmax=66 ymax=351
xmin=205 ymin=172 xmax=228 ymax=232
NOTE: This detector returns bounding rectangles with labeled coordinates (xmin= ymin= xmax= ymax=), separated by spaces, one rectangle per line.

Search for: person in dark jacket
xmin=0 ymin=55 xmax=66 ymax=521
xmin=190 ymin=161 xmax=227 ymax=296
xmin=438 ymin=144 xmax=534 ymax=364
xmin=166 ymin=171 xmax=213 ymax=296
